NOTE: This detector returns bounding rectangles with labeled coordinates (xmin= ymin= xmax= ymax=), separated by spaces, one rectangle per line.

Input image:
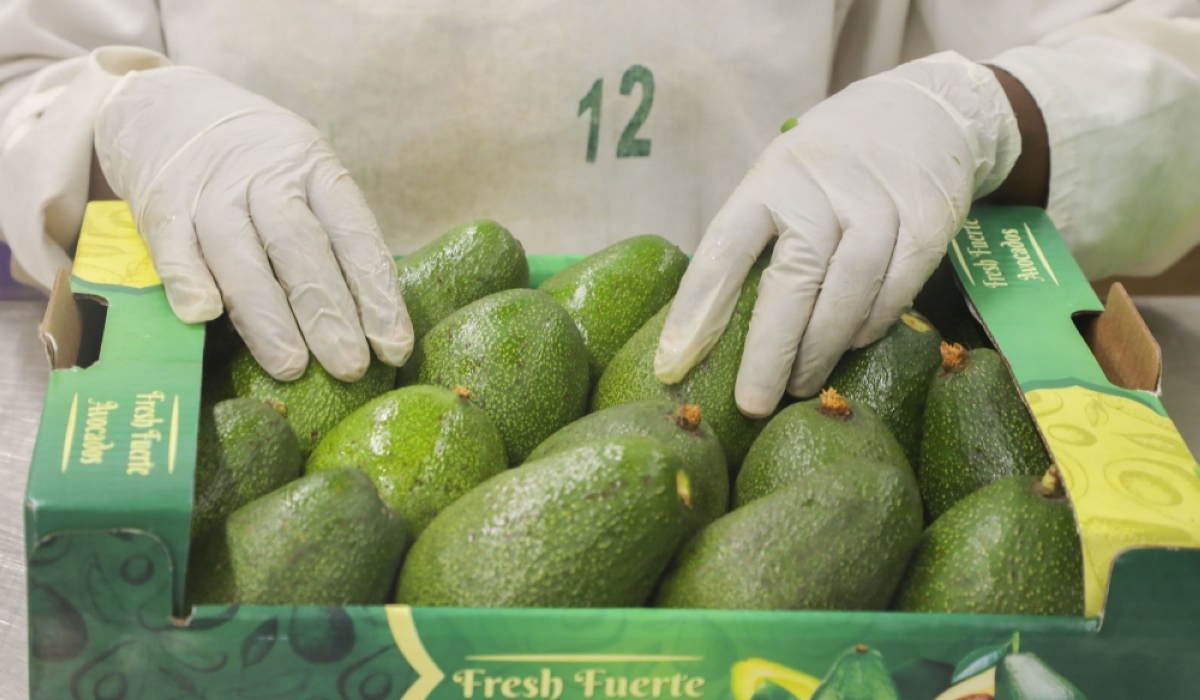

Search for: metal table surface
xmin=2 ymin=296 xmax=1200 ymax=698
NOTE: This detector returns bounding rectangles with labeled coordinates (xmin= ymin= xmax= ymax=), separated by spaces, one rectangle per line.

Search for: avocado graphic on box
xmin=935 ymin=634 xmax=1089 ymax=700
xmin=811 ymin=645 xmax=901 ymax=700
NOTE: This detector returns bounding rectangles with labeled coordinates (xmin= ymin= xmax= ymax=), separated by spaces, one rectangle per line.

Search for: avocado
xmin=918 ymin=342 xmax=1049 ymax=521
xmin=396 ymin=218 xmax=529 ymax=339
xmin=396 ymin=219 xmax=529 ymax=383
xmin=230 ymin=348 xmax=395 ymax=457
xmin=192 ymin=397 xmax=301 ymax=538
xmin=656 ymin=457 xmax=922 ymax=610
xmin=527 ymin=400 xmax=727 ymax=528
xmin=307 ymin=385 xmax=508 ymax=536
xmin=416 ymin=288 xmax=589 ymax=465
xmin=995 ymin=653 xmax=1088 ymax=700
xmin=396 ymin=436 xmax=694 ymax=607
xmin=539 ymin=235 xmax=689 ymax=382
xmin=827 ymin=311 xmax=943 ymax=469
xmin=592 ymin=254 xmax=772 ymax=471
xmin=734 ymin=388 xmax=911 ymax=508
xmin=811 ymin=645 xmax=901 ymax=700
xmin=892 ymin=469 xmax=1083 ymax=616
xmin=186 ymin=468 xmax=408 ymax=606
xmin=912 ymin=256 xmax=990 ymax=350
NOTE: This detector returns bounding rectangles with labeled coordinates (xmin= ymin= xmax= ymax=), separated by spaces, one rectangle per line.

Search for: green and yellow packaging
xmin=24 ymin=202 xmax=1200 ymax=699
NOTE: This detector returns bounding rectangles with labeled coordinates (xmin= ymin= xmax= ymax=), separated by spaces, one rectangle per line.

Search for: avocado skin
xmin=526 ymin=399 xmax=728 ymax=530
xmin=592 ymin=255 xmax=772 ymax=472
xmin=918 ymin=347 xmax=1049 ymax=521
xmin=892 ymin=475 xmax=1083 ymax=616
xmin=397 ymin=219 xmax=529 ymax=383
xmin=811 ymin=645 xmax=901 ymax=700
xmin=307 ymin=385 xmax=508 ymax=536
xmin=656 ymin=457 xmax=922 ymax=611
xmin=416 ymin=288 xmax=590 ymax=465
xmin=734 ymin=396 xmax=911 ymax=508
xmin=397 ymin=219 xmax=529 ymax=337
xmin=994 ymin=653 xmax=1088 ymax=700
xmin=230 ymin=349 xmax=396 ymax=457
xmin=186 ymin=468 xmax=408 ymax=606
xmin=396 ymin=436 xmax=693 ymax=607
xmin=539 ymin=235 xmax=689 ymax=382
xmin=827 ymin=312 xmax=943 ymax=470
xmin=192 ymin=398 xmax=301 ymax=539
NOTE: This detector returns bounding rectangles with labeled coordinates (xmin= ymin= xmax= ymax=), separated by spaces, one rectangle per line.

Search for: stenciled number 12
xmin=579 ymin=65 xmax=655 ymax=163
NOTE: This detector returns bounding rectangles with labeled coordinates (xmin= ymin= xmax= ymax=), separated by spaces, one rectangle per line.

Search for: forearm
xmin=981 ymin=66 xmax=1049 ymax=209
xmin=987 ymin=3 xmax=1200 ymax=279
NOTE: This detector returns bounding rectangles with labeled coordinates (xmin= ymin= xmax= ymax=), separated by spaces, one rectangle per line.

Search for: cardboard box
xmin=25 ymin=202 xmax=1200 ymax=700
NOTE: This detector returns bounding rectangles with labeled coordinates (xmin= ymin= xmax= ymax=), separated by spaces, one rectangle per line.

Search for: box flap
xmin=25 ymin=201 xmax=203 ymax=609
xmin=38 ymin=268 xmax=81 ymax=370
xmin=1083 ymin=282 xmax=1162 ymax=394
xmin=952 ymin=205 xmax=1200 ymax=618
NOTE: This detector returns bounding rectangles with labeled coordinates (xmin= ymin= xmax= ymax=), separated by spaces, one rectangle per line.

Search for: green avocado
xmin=918 ymin=343 xmax=1050 ymax=521
xmin=192 ymin=398 xmax=301 ymax=539
xmin=307 ymin=385 xmax=508 ymax=536
xmin=415 ymin=288 xmax=589 ymax=465
xmin=892 ymin=471 xmax=1083 ymax=616
xmin=995 ymin=653 xmax=1089 ymax=700
xmin=827 ymin=311 xmax=943 ymax=470
xmin=811 ymin=645 xmax=901 ymax=700
xmin=655 ymin=457 xmax=922 ymax=611
xmin=734 ymin=388 xmax=911 ymax=508
xmin=396 ymin=436 xmax=694 ymax=607
xmin=186 ymin=468 xmax=409 ymax=606
xmin=526 ymin=399 xmax=728 ymax=529
xmin=230 ymin=348 xmax=396 ymax=457
xmin=592 ymin=254 xmax=772 ymax=472
xmin=396 ymin=219 xmax=529 ymax=383
xmin=539 ymin=235 xmax=689 ymax=382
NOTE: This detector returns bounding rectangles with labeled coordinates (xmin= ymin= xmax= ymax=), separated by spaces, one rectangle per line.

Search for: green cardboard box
xmin=25 ymin=202 xmax=1200 ymax=700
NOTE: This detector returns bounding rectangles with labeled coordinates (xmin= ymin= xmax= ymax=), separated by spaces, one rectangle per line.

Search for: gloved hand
xmin=95 ymin=66 xmax=413 ymax=381
xmin=654 ymin=52 xmax=1020 ymax=417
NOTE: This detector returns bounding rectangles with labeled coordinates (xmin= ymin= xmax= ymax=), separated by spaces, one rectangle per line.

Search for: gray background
xmin=3 ymin=297 xmax=1200 ymax=698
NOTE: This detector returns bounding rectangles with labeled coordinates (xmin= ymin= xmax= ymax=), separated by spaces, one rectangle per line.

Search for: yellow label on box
xmin=72 ymin=201 xmax=161 ymax=289
xmin=1028 ymin=386 xmax=1200 ymax=616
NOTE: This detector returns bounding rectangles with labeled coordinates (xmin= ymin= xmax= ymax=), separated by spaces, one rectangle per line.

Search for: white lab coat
xmin=1 ymin=0 xmax=1198 ymax=291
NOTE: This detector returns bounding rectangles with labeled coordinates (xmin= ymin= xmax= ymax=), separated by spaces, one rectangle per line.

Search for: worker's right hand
xmin=94 ymin=66 xmax=413 ymax=381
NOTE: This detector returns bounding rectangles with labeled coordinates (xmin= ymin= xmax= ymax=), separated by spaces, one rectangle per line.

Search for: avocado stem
xmin=1037 ymin=465 xmax=1065 ymax=498
xmin=819 ymin=388 xmax=852 ymax=419
xmin=673 ymin=405 xmax=703 ymax=432
xmin=940 ymin=342 xmax=968 ymax=371
xmin=676 ymin=471 xmax=693 ymax=509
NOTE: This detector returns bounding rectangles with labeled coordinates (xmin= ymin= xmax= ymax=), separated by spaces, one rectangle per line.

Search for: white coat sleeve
xmin=0 ymin=1 xmax=168 ymax=290
xmin=987 ymin=1 xmax=1200 ymax=279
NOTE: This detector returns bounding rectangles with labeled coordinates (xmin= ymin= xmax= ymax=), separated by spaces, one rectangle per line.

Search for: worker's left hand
xmin=654 ymin=52 xmax=1021 ymax=417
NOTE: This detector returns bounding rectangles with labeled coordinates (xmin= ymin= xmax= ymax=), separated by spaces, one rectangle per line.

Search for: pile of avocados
xmin=189 ymin=221 xmax=1083 ymax=616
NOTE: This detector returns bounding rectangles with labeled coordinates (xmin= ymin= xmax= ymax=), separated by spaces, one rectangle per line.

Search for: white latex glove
xmin=654 ymin=52 xmax=1021 ymax=417
xmin=95 ymin=66 xmax=413 ymax=381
